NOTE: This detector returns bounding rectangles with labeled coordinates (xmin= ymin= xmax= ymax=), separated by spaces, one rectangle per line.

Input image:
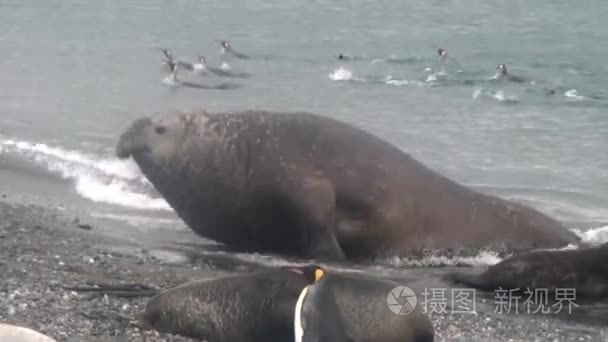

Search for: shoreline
xmin=1 ymin=200 xmax=607 ymax=341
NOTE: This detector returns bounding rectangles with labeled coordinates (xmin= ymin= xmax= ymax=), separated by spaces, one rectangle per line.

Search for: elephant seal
xmin=446 ymin=242 xmax=608 ymax=298
xmin=294 ymin=267 xmax=356 ymax=342
xmin=496 ymin=64 xmax=526 ymax=83
xmin=137 ymin=265 xmax=434 ymax=342
xmin=0 ymin=323 xmax=57 ymax=342
xmin=137 ymin=268 xmax=307 ymax=341
xmin=116 ymin=109 xmax=580 ymax=260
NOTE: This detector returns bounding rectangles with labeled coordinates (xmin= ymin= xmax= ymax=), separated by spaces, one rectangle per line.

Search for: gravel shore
xmin=1 ymin=200 xmax=607 ymax=342
xmin=0 ymin=201 xmax=235 ymax=342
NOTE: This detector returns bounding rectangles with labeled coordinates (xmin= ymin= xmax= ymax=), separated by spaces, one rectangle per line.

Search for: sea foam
xmin=1 ymin=138 xmax=170 ymax=211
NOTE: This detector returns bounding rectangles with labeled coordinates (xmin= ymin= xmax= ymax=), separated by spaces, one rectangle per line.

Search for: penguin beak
xmin=116 ymin=117 xmax=153 ymax=159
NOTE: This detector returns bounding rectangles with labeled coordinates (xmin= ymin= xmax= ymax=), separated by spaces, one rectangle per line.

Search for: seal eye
xmin=155 ymin=126 xmax=166 ymax=135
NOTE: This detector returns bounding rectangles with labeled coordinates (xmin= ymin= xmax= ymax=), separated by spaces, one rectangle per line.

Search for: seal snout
xmin=116 ymin=117 xmax=154 ymax=159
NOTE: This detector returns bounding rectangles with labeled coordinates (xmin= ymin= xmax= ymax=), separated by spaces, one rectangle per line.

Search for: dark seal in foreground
xmin=116 ymin=109 xmax=580 ymax=260
xmin=137 ymin=269 xmax=306 ymax=341
xmin=137 ymin=267 xmax=434 ymax=342
xmin=446 ymin=242 xmax=608 ymax=299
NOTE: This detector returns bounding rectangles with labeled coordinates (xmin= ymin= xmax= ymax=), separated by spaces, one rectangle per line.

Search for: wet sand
xmin=1 ymin=200 xmax=608 ymax=342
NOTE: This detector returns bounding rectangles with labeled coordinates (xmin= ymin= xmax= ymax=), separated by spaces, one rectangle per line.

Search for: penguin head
xmin=283 ymin=264 xmax=326 ymax=284
xmin=497 ymin=63 xmax=508 ymax=75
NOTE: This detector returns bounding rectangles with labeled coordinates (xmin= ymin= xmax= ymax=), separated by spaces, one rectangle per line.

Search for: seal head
xmin=116 ymin=114 xmax=193 ymax=166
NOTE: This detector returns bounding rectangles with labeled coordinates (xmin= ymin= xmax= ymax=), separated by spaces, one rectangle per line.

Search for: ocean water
xmin=0 ymin=2 xmax=607 ymax=263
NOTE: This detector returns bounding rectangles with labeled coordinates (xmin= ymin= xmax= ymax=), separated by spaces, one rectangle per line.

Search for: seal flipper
xmin=289 ymin=176 xmax=345 ymax=261
xmin=307 ymin=227 xmax=345 ymax=261
xmin=64 ymin=283 xmax=159 ymax=298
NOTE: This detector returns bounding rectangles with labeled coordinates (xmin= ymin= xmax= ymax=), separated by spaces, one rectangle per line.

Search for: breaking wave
xmin=0 ymin=138 xmax=171 ymax=211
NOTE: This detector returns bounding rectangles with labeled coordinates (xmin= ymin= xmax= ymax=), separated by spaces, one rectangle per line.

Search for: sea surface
xmin=0 ymin=0 xmax=607 ymax=339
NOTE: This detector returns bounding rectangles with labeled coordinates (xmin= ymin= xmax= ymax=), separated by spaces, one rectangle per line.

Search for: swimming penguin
xmin=192 ymin=55 xmax=208 ymax=73
xmin=158 ymin=48 xmax=196 ymax=72
xmin=159 ymin=48 xmax=173 ymax=61
xmin=294 ymin=266 xmax=357 ymax=342
xmin=164 ymin=60 xmax=179 ymax=84
xmin=496 ymin=63 xmax=526 ymax=83
xmin=432 ymin=46 xmax=462 ymax=70
xmin=437 ymin=48 xmax=447 ymax=60
xmin=196 ymin=58 xmax=250 ymax=79
xmin=159 ymin=48 xmax=174 ymax=71
xmin=216 ymin=39 xmax=250 ymax=59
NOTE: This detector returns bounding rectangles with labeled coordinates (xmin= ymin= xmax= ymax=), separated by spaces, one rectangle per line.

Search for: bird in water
xmin=192 ymin=55 xmax=208 ymax=73
xmin=159 ymin=48 xmax=176 ymax=72
xmin=496 ymin=63 xmax=526 ymax=83
xmin=160 ymin=48 xmax=173 ymax=61
xmin=437 ymin=48 xmax=447 ymax=60
xmin=162 ymin=59 xmax=179 ymax=86
xmin=216 ymin=39 xmax=250 ymax=59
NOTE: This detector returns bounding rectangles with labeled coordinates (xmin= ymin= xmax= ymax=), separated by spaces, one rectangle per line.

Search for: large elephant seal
xmin=137 ymin=266 xmax=434 ymax=342
xmin=446 ymin=242 xmax=608 ymax=299
xmin=116 ymin=109 xmax=580 ymax=260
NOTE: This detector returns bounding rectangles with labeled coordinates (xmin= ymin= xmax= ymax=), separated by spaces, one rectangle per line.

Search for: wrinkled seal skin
xmin=303 ymin=271 xmax=434 ymax=342
xmin=137 ymin=269 xmax=307 ymax=341
xmin=137 ymin=267 xmax=434 ymax=342
xmin=116 ymin=110 xmax=580 ymax=260
xmin=446 ymin=242 xmax=608 ymax=299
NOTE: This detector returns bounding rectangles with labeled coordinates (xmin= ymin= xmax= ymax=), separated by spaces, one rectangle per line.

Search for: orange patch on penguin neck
xmin=314 ymin=268 xmax=325 ymax=282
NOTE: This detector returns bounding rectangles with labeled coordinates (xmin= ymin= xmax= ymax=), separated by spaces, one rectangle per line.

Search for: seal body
xmin=447 ymin=242 xmax=608 ymax=298
xmin=294 ymin=268 xmax=433 ymax=342
xmin=138 ymin=269 xmax=307 ymax=341
xmin=138 ymin=267 xmax=434 ymax=342
xmin=320 ymin=272 xmax=434 ymax=342
xmin=116 ymin=110 xmax=580 ymax=260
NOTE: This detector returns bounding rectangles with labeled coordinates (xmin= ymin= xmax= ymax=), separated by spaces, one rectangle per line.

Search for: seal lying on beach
xmin=116 ymin=109 xmax=580 ymax=260
xmin=137 ymin=266 xmax=434 ymax=342
xmin=446 ymin=242 xmax=608 ymax=299
xmin=137 ymin=268 xmax=305 ymax=341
